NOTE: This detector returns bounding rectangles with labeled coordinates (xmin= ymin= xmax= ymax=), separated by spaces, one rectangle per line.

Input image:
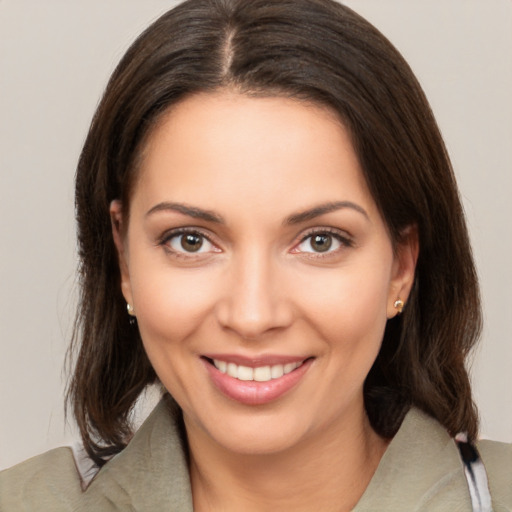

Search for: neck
xmin=187 ymin=408 xmax=389 ymax=512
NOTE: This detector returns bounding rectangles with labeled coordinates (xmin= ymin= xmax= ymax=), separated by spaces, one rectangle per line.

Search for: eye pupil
xmin=181 ymin=233 xmax=203 ymax=252
xmin=311 ymin=234 xmax=332 ymax=252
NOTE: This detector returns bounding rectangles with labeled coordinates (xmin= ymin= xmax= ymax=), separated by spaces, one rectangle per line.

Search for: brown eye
xmin=310 ymin=234 xmax=332 ymax=252
xmin=181 ymin=233 xmax=203 ymax=252
xmin=166 ymin=231 xmax=218 ymax=254
xmin=293 ymin=230 xmax=350 ymax=255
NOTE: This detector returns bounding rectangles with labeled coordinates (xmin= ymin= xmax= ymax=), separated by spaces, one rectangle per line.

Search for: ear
xmin=110 ymin=200 xmax=134 ymax=308
xmin=387 ymin=225 xmax=419 ymax=318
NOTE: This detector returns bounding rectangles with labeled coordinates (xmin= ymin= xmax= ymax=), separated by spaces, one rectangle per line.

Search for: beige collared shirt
xmin=1 ymin=400 xmax=510 ymax=511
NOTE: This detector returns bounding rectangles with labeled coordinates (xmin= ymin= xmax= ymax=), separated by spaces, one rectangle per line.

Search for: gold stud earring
xmin=393 ymin=299 xmax=404 ymax=314
xmin=127 ymin=303 xmax=136 ymax=316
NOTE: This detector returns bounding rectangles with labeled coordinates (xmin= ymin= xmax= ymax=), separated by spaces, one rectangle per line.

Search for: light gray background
xmin=1 ymin=0 xmax=511 ymax=470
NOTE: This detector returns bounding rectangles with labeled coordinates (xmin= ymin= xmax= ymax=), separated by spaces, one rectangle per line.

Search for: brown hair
xmin=68 ymin=0 xmax=481 ymax=466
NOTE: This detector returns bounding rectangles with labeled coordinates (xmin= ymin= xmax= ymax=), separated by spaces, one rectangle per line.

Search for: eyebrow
xmin=145 ymin=202 xmax=225 ymax=224
xmin=145 ymin=200 xmax=368 ymax=225
xmin=284 ymin=201 xmax=369 ymax=225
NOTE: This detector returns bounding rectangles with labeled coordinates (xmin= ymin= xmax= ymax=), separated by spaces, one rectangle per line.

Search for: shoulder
xmin=0 ymin=398 xmax=193 ymax=511
xmin=0 ymin=447 xmax=84 ymax=511
xmin=477 ymin=438 xmax=512 ymax=511
xmin=354 ymin=408 xmax=511 ymax=511
xmin=354 ymin=408 xmax=474 ymax=511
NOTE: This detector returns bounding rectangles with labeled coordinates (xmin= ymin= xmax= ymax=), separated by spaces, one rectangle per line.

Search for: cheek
xmin=129 ymin=260 xmax=219 ymax=349
xmin=295 ymin=255 xmax=393 ymax=353
xmin=128 ymin=263 xmax=222 ymax=402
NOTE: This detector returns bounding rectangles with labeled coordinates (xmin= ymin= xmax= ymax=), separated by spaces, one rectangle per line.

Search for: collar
xmin=353 ymin=407 xmax=470 ymax=510
xmin=85 ymin=397 xmax=193 ymax=511
xmin=85 ymin=400 xmax=469 ymax=511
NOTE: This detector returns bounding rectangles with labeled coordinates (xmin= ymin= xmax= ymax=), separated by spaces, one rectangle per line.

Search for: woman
xmin=1 ymin=0 xmax=510 ymax=510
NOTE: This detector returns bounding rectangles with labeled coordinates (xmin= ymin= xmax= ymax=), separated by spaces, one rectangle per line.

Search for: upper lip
xmin=202 ymin=353 xmax=311 ymax=367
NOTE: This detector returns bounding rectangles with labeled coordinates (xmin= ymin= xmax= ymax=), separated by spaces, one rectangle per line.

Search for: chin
xmin=183 ymin=404 xmax=314 ymax=457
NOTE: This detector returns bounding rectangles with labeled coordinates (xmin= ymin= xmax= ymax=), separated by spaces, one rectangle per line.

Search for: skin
xmin=111 ymin=91 xmax=418 ymax=511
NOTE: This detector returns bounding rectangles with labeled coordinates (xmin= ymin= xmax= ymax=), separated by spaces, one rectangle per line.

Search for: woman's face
xmin=112 ymin=91 xmax=416 ymax=455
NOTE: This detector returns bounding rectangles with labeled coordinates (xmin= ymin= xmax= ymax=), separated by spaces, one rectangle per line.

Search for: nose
xmin=215 ymin=250 xmax=294 ymax=340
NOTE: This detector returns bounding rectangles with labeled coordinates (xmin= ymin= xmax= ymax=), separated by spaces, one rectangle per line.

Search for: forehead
xmin=132 ymin=91 xmax=378 ymax=221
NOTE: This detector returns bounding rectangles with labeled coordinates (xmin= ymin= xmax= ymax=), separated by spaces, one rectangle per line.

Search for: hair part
xmin=68 ymin=0 xmax=481 ymax=467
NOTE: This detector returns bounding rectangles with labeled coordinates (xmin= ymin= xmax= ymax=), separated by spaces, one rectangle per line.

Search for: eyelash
xmin=158 ymin=227 xmax=219 ymax=258
xmin=158 ymin=226 xmax=354 ymax=259
xmin=292 ymin=228 xmax=354 ymax=257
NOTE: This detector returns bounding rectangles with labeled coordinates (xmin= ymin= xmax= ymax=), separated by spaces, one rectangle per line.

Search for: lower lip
xmin=203 ymin=358 xmax=313 ymax=405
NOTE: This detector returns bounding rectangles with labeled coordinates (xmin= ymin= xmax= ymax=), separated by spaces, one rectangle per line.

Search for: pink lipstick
xmin=202 ymin=355 xmax=313 ymax=405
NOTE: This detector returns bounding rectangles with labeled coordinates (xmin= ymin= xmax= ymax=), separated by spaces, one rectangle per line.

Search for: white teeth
xmin=254 ymin=366 xmax=271 ymax=382
xmin=237 ymin=365 xmax=254 ymax=381
xmin=213 ymin=359 xmax=302 ymax=382
xmin=216 ymin=360 xmax=227 ymax=373
xmin=271 ymin=365 xmax=284 ymax=379
xmin=227 ymin=362 xmax=238 ymax=378
xmin=284 ymin=362 xmax=298 ymax=373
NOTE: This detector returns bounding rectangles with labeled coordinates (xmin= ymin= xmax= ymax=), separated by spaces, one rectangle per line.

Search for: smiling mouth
xmin=202 ymin=356 xmax=313 ymax=405
xmin=202 ymin=356 xmax=311 ymax=382
xmin=210 ymin=359 xmax=304 ymax=382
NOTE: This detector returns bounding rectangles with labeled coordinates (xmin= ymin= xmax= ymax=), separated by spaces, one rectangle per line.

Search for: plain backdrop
xmin=1 ymin=0 xmax=511 ymax=470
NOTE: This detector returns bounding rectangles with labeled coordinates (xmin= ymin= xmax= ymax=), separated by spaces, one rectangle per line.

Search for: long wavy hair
xmin=68 ymin=0 xmax=481 ymax=467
